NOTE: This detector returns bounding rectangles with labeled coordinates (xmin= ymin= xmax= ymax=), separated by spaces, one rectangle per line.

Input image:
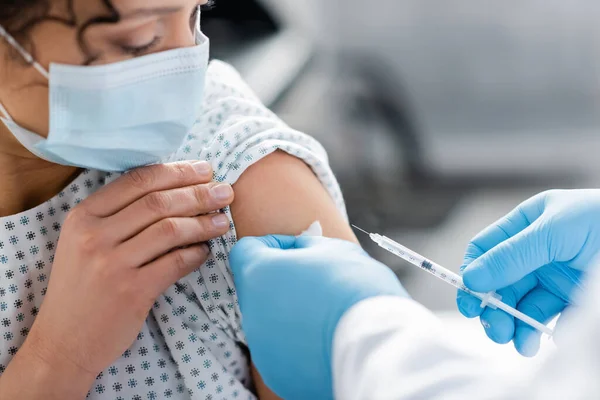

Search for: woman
xmin=0 ymin=0 xmax=357 ymax=399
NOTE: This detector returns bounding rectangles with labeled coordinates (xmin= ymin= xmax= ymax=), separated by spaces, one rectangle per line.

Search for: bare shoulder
xmin=231 ymin=150 xmax=357 ymax=242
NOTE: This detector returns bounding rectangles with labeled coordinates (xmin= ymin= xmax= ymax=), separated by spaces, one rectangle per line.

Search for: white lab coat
xmin=333 ymin=270 xmax=600 ymax=400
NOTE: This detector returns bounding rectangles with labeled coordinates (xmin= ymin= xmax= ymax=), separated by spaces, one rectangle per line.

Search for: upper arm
xmin=230 ymin=151 xmax=357 ymax=399
xmin=231 ymin=151 xmax=357 ymax=242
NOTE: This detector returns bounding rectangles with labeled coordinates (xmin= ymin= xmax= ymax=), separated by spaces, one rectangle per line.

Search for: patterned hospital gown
xmin=0 ymin=61 xmax=347 ymax=399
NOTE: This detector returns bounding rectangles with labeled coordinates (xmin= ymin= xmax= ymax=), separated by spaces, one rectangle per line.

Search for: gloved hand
xmin=457 ymin=189 xmax=598 ymax=357
xmin=230 ymin=235 xmax=407 ymax=400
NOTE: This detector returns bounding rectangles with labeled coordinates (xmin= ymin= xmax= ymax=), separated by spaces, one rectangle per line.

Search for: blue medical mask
xmin=0 ymin=20 xmax=209 ymax=172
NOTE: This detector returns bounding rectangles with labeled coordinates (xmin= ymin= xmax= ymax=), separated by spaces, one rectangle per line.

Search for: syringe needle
xmin=351 ymin=224 xmax=370 ymax=235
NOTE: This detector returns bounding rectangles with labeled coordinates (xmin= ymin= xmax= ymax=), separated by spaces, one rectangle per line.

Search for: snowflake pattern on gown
xmin=0 ymin=61 xmax=347 ymax=400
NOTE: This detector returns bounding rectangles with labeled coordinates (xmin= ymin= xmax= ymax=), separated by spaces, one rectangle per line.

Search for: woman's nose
xmin=162 ymin=14 xmax=198 ymax=51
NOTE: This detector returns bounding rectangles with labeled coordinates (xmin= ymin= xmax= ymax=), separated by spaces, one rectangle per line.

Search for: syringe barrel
xmin=371 ymin=233 xmax=553 ymax=335
xmin=374 ymin=234 xmax=427 ymax=267
xmin=374 ymin=234 xmax=468 ymax=290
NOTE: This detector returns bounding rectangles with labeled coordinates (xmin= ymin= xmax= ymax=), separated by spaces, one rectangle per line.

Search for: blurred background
xmin=202 ymin=0 xmax=600 ymax=311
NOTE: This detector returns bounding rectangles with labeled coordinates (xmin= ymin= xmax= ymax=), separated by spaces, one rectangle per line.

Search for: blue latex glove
xmin=457 ymin=189 xmax=597 ymax=356
xmin=230 ymin=235 xmax=407 ymax=400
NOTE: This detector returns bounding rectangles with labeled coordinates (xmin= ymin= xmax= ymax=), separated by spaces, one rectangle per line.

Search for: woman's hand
xmin=0 ymin=161 xmax=234 ymax=399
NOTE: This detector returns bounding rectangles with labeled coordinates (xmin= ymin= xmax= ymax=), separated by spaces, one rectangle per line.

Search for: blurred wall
xmin=258 ymin=0 xmax=322 ymax=39
xmin=328 ymin=0 xmax=600 ymax=176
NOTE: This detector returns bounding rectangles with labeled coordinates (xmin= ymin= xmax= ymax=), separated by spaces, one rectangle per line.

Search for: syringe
xmin=352 ymin=225 xmax=554 ymax=336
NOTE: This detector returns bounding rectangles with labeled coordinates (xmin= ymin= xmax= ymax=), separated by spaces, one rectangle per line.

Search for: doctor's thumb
xmin=463 ymin=222 xmax=551 ymax=293
xmin=230 ymin=235 xmax=297 ymax=269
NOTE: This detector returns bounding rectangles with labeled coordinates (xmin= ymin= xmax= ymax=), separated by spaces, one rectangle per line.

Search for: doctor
xmin=230 ymin=189 xmax=600 ymax=400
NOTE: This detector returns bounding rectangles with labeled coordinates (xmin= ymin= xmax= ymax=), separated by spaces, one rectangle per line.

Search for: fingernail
xmin=201 ymin=243 xmax=210 ymax=255
xmin=193 ymin=161 xmax=212 ymax=175
xmin=210 ymin=184 xmax=233 ymax=201
xmin=212 ymin=214 xmax=229 ymax=228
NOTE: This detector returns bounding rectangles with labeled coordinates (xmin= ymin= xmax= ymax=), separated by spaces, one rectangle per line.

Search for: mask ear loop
xmin=0 ymin=25 xmax=49 ymax=80
xmin=194 ymin=6 xmax=204 ymax=45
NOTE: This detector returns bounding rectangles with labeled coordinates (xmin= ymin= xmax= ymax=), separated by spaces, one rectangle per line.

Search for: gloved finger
xmin=458 ymin=195 xmax=545 ymax=313
xmin=478 ymin=274 xmax=538 ymax=344
xmin=463 ymin=220 xmax=551 ymax=293
xmin=237 ymin=234 xmax=298 ymax=252
xmin=513 ymin=288 xmax=566 ymax=357
xmin=457 ymin=273 xmax=537 ymax=319
xmin=461 ymin=193 xmax=546 ymax=271
xmin=456 ymin=290 xmax=485 ymax=318
xmin=295 ymin=235 xmax=366 ymax=254
xmin=541 ymin=263 xmax=586 ymax=305
xmin=230 ymin=235 xmax=298 ymax=275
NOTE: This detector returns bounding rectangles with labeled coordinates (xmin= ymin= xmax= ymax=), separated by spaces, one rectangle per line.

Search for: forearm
xmin=0 ymin=336 xmax=95 ymax=400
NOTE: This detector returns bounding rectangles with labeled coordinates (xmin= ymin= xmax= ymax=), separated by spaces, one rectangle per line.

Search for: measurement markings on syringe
xmin=382 ymin=244 xmax=421 ymax=264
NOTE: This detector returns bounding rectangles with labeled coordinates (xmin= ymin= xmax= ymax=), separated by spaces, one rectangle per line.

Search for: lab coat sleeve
xmin=519 ymin=266 xmax=600 ymax=400
xmin=332 ymin=296 xmax=517 ymax=400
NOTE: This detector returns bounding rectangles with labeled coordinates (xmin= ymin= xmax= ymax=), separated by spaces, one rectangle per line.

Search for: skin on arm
xmin=231 ymin=151 xmax=358 ymax=399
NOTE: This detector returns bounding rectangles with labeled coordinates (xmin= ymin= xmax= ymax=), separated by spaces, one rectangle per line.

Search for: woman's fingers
xmin=82 ymin=161 xmax=214 ymax=217
xmin=140 ymin=244 xmax=211 ymax=297
xmin=107 ymin=181 xmax=234 ymax=242
xmin=117 ymin=213 xmax=230 ymax=268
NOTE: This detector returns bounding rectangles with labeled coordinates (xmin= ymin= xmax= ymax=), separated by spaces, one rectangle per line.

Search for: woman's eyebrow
xmin=121 ymin=6 xmax=183 ymax=20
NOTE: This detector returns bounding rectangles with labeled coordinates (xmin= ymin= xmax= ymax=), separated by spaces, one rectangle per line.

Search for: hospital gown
xmin=0 ymin=60 xmax=347 ymax=399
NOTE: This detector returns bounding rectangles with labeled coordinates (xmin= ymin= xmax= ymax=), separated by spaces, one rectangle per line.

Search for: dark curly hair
xmin=0 ymin=0 xmax=120 ymax=64
xmin=0 ymin=0 xmax=213 ymax=65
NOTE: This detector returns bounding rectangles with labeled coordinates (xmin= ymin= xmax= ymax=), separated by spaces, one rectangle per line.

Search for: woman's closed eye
xmin=115 ymin=4 xmax=202 ymax=57
xmin=119 ymin=36 xmax=162 ymax=57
